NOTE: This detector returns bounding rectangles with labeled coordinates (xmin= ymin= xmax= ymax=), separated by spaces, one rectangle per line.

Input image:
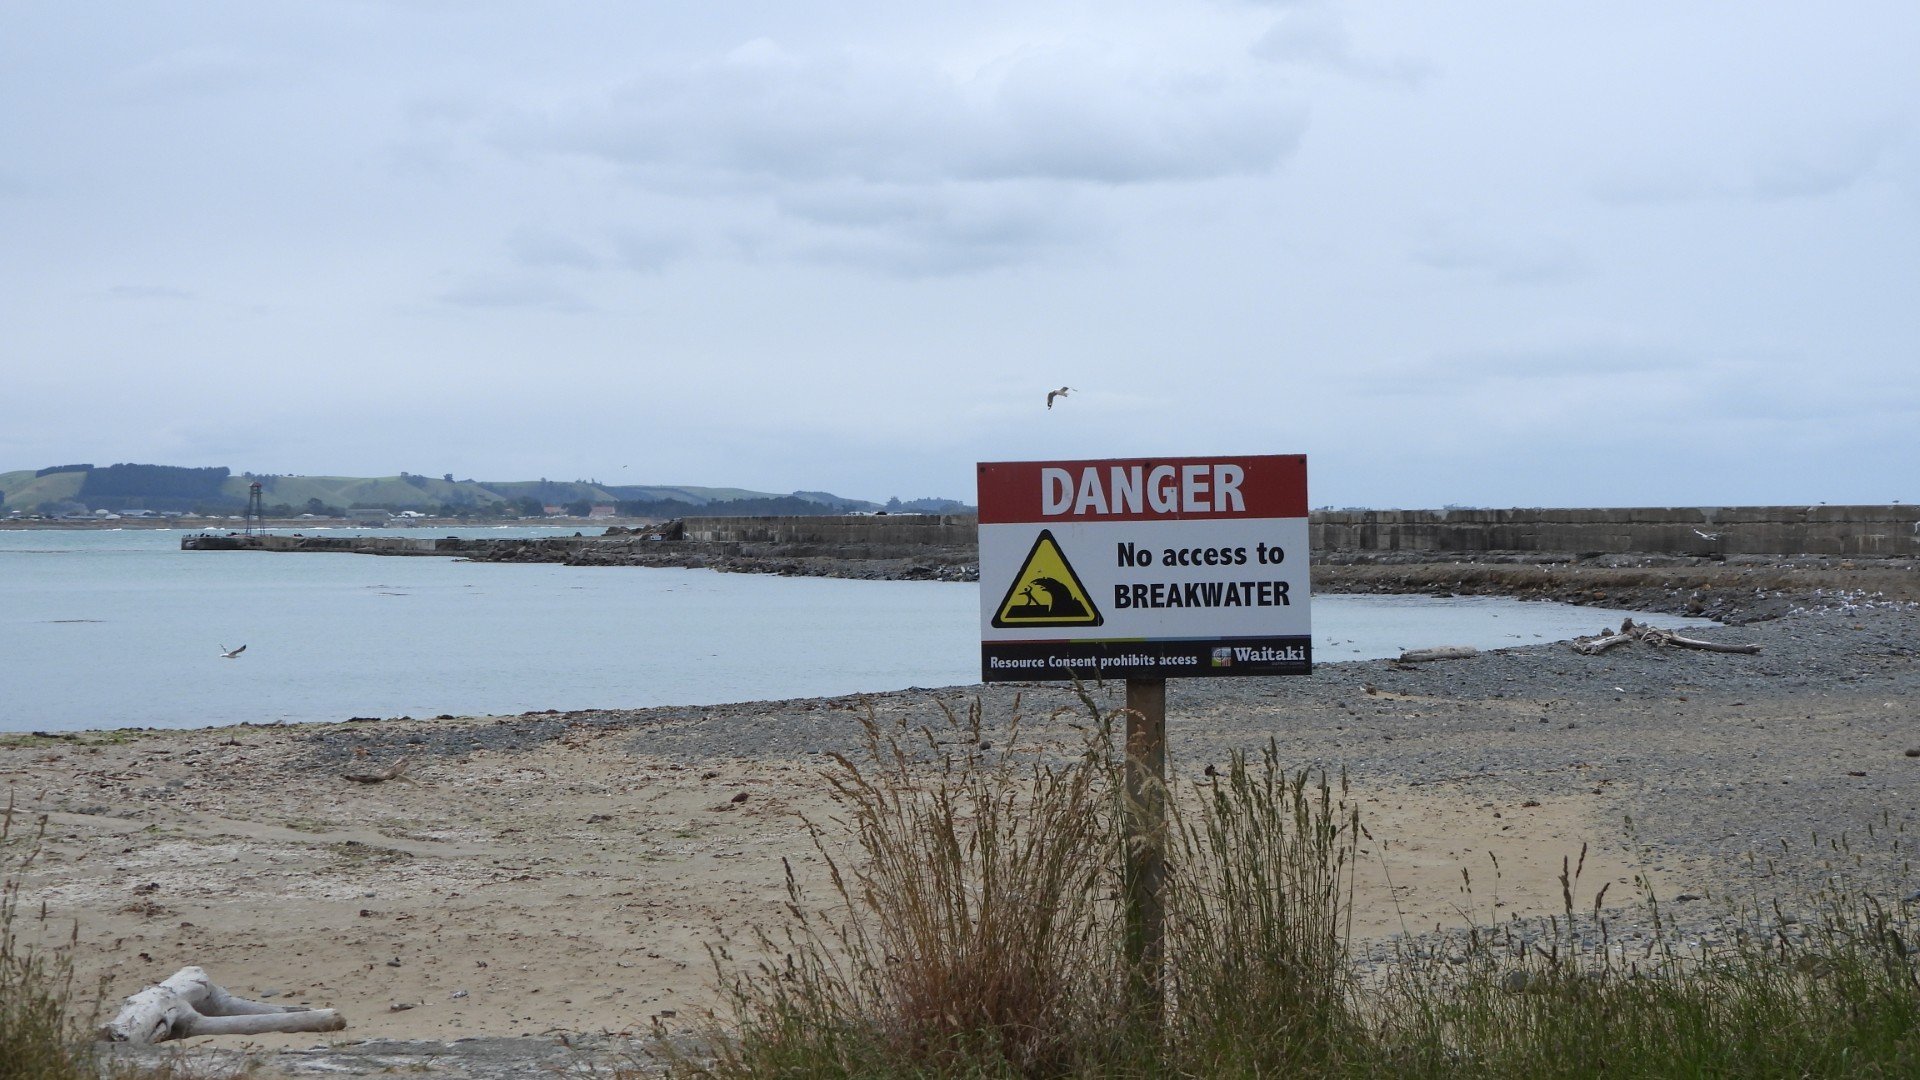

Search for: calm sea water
xmin=1 ymin=528 xmax=1711 ymax=732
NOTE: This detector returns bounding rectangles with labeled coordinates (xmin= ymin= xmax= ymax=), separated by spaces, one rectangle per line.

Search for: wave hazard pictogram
xmin=991 ymin=530 xmax=1103 ymax=628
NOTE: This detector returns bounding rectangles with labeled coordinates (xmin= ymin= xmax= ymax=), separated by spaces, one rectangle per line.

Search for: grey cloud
xmin=106 ymin=48 xmax=305 ymax=101
xmin=609 ymin=229 xmax=689 ymax=273
xmin=1695 ymin=361 xmax=1917 ymax=425
xmin=1411 ymin=228 xmax=1586 ymax=285
xmin=1438 ymin=345 xmax=1685 ymax=380
xmin=1748 ymin=125 xmax=1895 ymax=200
xmin=796 ymin=234 xmax=1042 ymax=278
xmin=506 ymin=230 xmax=602 ymax=270
xmin=1589 ymin=167 xmax=1710 ymax=206
xmin=1356 ymin=344 xmax=1688 ymax=396
xmin=780 ymin=183 xmax=1091 ymax=276
xmin=507 ymin=40 xmax=1305 ymax=188
xmin=1360 ymin=346 xmax=1914 ymax=434
xmin=481 ymin=38 xmax=1307 ymax=277
xmin=1594 ymin=123 xmax=1899 ymax=205
xmin=1252 ymin=10 xmax=1432 ymax=86
xmin=480 ymin=39 xmax=1301 ymax=276
xmin=107 ymin=285 xmax=196 ymax=301
xmin=437 ymin=275 xmax=591 ymax=312
xmin=959 ymin=52 xmax=1305 ymax=183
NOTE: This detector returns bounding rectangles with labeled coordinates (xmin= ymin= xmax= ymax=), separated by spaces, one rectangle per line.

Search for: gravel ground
xmin=287 ymin=576 xmax=1920 ymax=922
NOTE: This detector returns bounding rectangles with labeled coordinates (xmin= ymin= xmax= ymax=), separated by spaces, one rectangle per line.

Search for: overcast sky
xmin=4 ymin=2 xmax=1915 ymax=508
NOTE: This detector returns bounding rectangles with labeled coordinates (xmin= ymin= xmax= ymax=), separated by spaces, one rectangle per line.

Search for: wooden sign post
xmin=1123 ymin=676 xmax=1167 ymax=1021
xmin=977 ymin=455 xmax=1312 ymax=1024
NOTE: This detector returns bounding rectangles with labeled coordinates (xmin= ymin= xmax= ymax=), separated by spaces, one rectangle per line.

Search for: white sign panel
xmin=977 ymin=455 xmax=1311 ymax=682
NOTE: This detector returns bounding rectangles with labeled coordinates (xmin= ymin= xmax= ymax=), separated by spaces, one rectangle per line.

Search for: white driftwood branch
xmin=1642 ymin=628 xmax=1764 ymax=654
xmin=1571 ymin=618 xmax=1761 ymax=656
xmin=102 ymin=967 xmax=346 ymax=1044
xmin=1570 ymin=628 xmax=1638 ymax=655
xmin=1398 ymin=645 xmax=1478 ymax=663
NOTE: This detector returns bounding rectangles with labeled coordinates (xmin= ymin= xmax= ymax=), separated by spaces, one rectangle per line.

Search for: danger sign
xmin=978 ymin=455 xmax=1311 ymax=682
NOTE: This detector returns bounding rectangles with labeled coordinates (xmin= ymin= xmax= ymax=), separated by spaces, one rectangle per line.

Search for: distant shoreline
xmin=13 ymin=519 xmax=1918 ymax=624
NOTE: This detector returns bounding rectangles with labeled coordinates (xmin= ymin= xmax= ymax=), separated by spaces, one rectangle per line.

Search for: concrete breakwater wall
xmin=678 ymin=514 xmax=976 ymax=548
xmin=182 ymin=505 xmax=1919 ymax=561
xmin=683 ymin=506 xmax=1920 ymax=558
xmin=1311 ymin=505 xmax=1920 ymax=558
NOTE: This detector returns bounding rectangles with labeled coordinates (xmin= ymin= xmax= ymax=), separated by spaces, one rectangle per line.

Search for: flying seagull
xmin=1046 ymin=386 xmax=1072 ymax=409
xmin=219 ymin=644 xmax=247 ymax=659
xmin=1692 ymin=528 xmax=1719 ymax=541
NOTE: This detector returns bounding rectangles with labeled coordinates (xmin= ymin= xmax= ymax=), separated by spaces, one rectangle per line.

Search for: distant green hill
xmin=0 ymin=463 xmax=966 ymax=519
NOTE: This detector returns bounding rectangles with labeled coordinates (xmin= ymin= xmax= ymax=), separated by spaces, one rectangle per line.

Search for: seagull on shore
xmin=1046 ymin=386 xmax=1072 ymax=409
xmin=219 ymin=644 xmax=246 ymax=659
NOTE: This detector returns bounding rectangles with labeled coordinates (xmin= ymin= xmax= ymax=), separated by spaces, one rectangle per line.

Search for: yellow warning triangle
xmin=991 ymin=529 xmax=1103 ymax=628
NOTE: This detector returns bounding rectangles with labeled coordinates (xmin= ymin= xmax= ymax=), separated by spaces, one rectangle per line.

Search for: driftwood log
xmin=1398 ymin=645 xmax=1479 ymax=663
xmin=101 ymin=967 xmax=346 ymax=1044
xmin=1571 ymin=619 xmax=1762 ymax=656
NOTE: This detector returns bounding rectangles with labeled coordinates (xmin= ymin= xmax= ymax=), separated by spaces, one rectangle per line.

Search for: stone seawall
xmin=1310 ymin=505 xmax=1920 ymax=558
xmin=678 ymin=513 xmax=976 ymax=547
xmin=680 ymin=506 xmax=1919 ymax=558
xmin=183 ymin=505 xmax=1920 ymax=565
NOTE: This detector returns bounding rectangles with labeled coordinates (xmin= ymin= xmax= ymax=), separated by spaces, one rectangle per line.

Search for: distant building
xmin=588 ymin=504 xmax=616 ymax=519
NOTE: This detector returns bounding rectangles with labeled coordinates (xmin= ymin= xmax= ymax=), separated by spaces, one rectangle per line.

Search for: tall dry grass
xmin=1164 ymin=745 xmax=1365 ymax=1073
xmin=684 ymin=692 xmax=1370 ymax=1077
xmin=2 ymin=791 xmax=92 ymax=1080
xmin=670 ymin=693 xmax=1920 ymax=1077
xmin=1369 ymin=848 xmax=1920 ymax=1079
xmin=697 ymin=695 xmax=1129 ymax=1075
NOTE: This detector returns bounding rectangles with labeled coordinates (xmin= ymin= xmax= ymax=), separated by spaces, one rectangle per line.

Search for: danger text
xmin=1042 ymin=463 xmax=1246 ymax=517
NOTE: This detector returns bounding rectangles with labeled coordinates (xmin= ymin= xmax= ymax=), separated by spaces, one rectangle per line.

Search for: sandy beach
xmin=6 ymin=568 xmax=1917 ymax=1075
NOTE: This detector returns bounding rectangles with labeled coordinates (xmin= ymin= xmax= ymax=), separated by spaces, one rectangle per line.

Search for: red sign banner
xmin=977 ymin=455 xmax=1307 ymax=525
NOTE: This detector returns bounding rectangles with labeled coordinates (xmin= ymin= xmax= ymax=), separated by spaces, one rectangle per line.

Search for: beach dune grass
xmin=682 ymin=697 xmax=1920 ymax=1078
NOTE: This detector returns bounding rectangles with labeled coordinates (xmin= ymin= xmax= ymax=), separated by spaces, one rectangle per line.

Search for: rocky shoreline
xmin=457 ymin=530 xmax=980 ymax=582
xmin=445 ymin=526 xmax=1920 ymax=622
xmin=1313 ymin=551 xmax=1920 ymax=623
